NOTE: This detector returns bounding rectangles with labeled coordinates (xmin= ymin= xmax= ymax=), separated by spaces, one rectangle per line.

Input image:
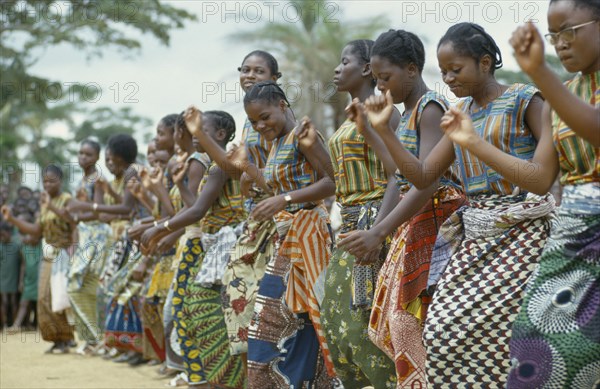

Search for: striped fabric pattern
xmin=185 ymin=151 xmax=211 ymax=229
xmin=264 ymin=130 xmax=318 ymax=213
xmin=200 ymin=162 xmax=246 ymax=233
xmin=395 ymin=91 xmax=460 ymax=191
xmin=454 ymin=83 xmax=539 ymax=195
xmin=328 ymin=119 xmax=387 ymax=206
xmin=242 ymin=118 xmax=272 ymax=168
xmin=552 ymin=70 xmax=600 ymax=185
xmin=274 ymin=207 xmax=335 ymax=377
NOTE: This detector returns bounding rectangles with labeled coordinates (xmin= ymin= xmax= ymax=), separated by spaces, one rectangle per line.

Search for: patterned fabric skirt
xmin=424 ymin=193 xmax=555 ymax=387
xmin=247 ymin=208 xmax=333 ymax=389
xmin=222 ymin=218 xmax=277 ymax=355
xmin=171 ymin=235 xmax=203 ymax=372
xmin=368 ymin=187 xmax=466 ymax=387
xmin=142 ymin=250 xmax=176 ymax=362
xmin=141 ymin=296 xmax=165 ymax=362
xmin=69 ymin=222 xmax=111 ymax=344
xmin=507 ymin=183 xmax=600 ymax=388
xmin=69 ymin=272 xmax=102 ymax=344
xmin=173 ymin=234 xmax=244 ymax=387
xmin=103 ymin=243 xmax=143 ymax=353
xmin=38 ymin=257 xmax=74 ymax=343
xmin=321 ymin=201 xmax=396 ymax=389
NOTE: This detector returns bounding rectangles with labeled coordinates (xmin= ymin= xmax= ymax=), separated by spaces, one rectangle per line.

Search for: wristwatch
xmin=284 ymin=194 xmax=292 ymax=205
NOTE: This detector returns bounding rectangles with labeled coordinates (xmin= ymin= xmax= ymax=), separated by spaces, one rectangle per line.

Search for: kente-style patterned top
xmin=200 ymin=161 xmax=246 ymax=233
xmin=552 ymin=70 xmax=599 ymax=185
xmin=395 ymin=91 xmax=461 ymax=192
xmin=264 ymin=129 xmax=320 ymax=213
xmin=454 ymin=83 xmax=539 ymax=195
xmin=242 ymin=118 xmax=272 ymax=169
xmin=328 ymin=119 xmax=387 ymax=206
xmin=39 ymin=192 xmax=73 ymax=249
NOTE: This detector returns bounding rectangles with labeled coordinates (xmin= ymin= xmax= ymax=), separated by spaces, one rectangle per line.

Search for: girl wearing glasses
xmin=440 ymin=1 xmax=599 ymax=386
xmin=435 ymin=0 xmax=599 ymax=387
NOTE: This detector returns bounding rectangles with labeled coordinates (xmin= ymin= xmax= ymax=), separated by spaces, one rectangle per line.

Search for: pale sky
xmin=24 ymin=0 xmax=552 ymax=189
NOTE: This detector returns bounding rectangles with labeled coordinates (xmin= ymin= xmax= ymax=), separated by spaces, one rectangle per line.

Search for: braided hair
xmin=175 ymin=111 xmax=189 ymax=136
xmin=345 ymin=39 xmax=376 ymax=87
xmin=204 ymin=110 xmax=236 ymax=144
xmin=438 ymin=23 xmax=503 ymax=74
xmin=243 ymin=80 xmax=291 ymax=108
xmin=371 ymin=29 xmax=425 ymax=72
xmin=159 ymin=113 xmax=179 ymax=133
xmin=238 ymin=50 xmax=282 ymax=79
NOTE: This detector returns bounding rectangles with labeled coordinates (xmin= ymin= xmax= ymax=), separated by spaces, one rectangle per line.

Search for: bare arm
xmin=141 ymin=165 xmax=228 ymax=247
xmin=176 ymin=159 xmax=205 ymax=208
xmin=1 ymin=206 xmax=42 ymax=238
xmin=250 ymin=122 xmax=336 ymax=222
xmin=510 ymin=22 xmax=599 ymax=146
xmin=366 ymin=91 xmax=456 ymax=188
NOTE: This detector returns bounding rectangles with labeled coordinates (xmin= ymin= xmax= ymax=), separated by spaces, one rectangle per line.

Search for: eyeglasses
xmin=544 ymin=20 xmax=598 ymax=45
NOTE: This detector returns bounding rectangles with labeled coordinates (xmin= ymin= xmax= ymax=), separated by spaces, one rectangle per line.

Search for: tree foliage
xmin=0 ymin=0 xmax=195 ymax=191
xmin=228 ymin=0 xmax=389 ymax=137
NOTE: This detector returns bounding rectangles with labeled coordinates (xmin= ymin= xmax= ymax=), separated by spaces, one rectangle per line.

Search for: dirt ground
xmin=0 ymin=329 xmax=175 ymax=389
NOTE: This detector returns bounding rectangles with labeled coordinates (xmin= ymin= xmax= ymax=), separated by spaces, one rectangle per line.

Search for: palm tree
xmin=228 ymin=1 xmax=389 ymax=137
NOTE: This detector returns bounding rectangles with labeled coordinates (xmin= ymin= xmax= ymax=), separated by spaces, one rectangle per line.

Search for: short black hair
xmin=371 ymin=29 xmax=425 ymax=72
xmin=81 ymin=138 xmax=101 ymax=155
xmin=438 ymin=22 xmax=503 ymax=74
xmin=244 ymin=80 xmax=291 ymax=108
xmin=239 ymin=50 xmax=282 ymax=79
xmin=107 ymin=134 xmax=138 ymax=164
xmin=551 ymin=0 xmax=600 ymax=17
xmin=43 ymin=164 xmax=64 ymax=180
xmin=204 ymin=110 xmax=236 ymax=144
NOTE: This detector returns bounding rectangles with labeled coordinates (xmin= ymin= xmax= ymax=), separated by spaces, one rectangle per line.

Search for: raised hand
xmin=364 ymin=90 xmax=395 ymax=133
xmin=76 ymin=187 xmax=88 ymax=202
xmin=183 ymin=105 xmax=203 ymax=139
xmin=345 ymin=98 xmax=368 ymax=133
xmin=171 ymin=151 xmax=189 ymax=184
xmin=240 ymin=171 xmax=257 ymax=198
xmin=509 ymin=21 xmax=545 ymax=75
xmin=1 ymin=205 xmax=13 ymax=222
xmin=149 ymin=166 xmax=164 ymax=188
xmin=295 ymin=116 xmax=319 ymax=148
xmin=127 ymin=177 xmax=144 ymax=200
xmin=139 ymin=167 xmax=152 ymax=190
xmin=39 ymin=192 xmax=50 ymax=208
xmin=440 ymin=106 xmax=479 ymax=148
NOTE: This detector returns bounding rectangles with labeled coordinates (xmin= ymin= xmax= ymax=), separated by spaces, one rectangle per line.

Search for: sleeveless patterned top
xmin=454 ymin=83 xmax=539 ymax=195
xmin=395 ymin=91 xmax=461 ymax=192
xmin=328 ymin=119 xmax=387 ymax=206
xmin=552 ymin=70 xmax=599 ymax=185
xmin=264 ymin=129 xmax=319 ymax=213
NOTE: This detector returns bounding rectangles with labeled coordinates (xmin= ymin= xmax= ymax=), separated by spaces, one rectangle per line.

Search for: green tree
xmin=228 ymin=0 xmax=389 ymax=137
xmin=0 ymin=0 xmax=195 ymax=192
